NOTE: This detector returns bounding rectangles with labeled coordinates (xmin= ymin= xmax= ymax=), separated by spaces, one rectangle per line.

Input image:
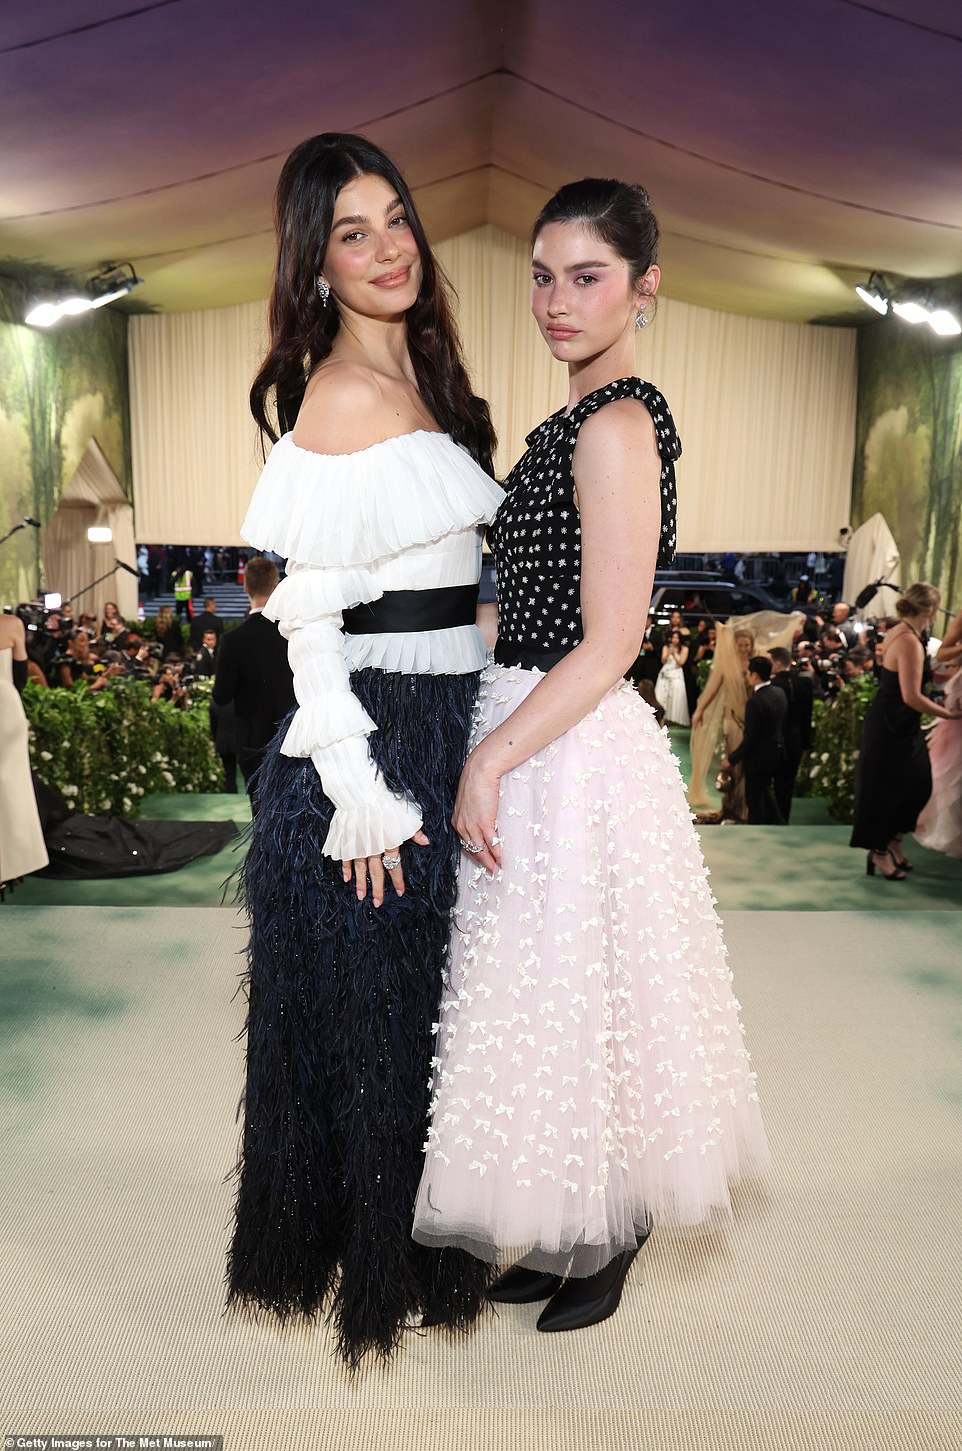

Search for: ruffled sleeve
xmin=260 ymin=562 xmax=423 ymax=861
xmin=244 ymin=430 xmax=504 ymax=861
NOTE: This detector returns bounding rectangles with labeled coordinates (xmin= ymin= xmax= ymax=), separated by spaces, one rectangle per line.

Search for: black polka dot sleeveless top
xmin=490 ymin=376 xmax=680 ymax=668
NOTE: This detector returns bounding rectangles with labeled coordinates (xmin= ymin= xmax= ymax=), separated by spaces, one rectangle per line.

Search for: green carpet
xmin=2 ymin=907 xmax=959 ymax=1450
xmin=5 ymin=745 xmax=961 ymax=1450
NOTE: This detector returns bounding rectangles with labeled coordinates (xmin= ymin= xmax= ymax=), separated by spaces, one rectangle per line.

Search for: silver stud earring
xmin=315 ymin=276 xmax=330 ymax=304
xmin=635 ymin=306 xmax=649 ymax=329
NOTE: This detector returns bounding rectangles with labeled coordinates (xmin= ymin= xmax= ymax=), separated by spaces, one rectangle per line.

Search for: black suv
xmin=479 ymin=562 xmax=779 ymax=624
xmin=649 ymin=571 xmax=781 ymax=625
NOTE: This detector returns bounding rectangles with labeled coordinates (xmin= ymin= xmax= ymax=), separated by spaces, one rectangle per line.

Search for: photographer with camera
xmin=151 ymin=656 xmax=189 ymax=709
xmin=29 ymin=609 xmax=67 ymax=685
xmin=194 ymin=628 xmax=219 ymax=679
xmin=830 ymin=601 xmax=858 ymax=648
xmin=57 ymin=630 xmax=124 ymax=692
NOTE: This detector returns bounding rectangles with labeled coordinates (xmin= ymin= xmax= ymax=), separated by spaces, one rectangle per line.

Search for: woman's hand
xmin=691 ymin=706 xmax=703 ymax=730
xmin=343 ymin=828 xmax=431 ymax=907
xmin=453 ymin=748 xmax=503 ymax=876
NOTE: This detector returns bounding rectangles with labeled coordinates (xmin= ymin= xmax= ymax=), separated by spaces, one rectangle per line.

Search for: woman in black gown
xmin=224 ymin=133 xmax=500 ymax=1367
xmin=851 ymin=584 xmax=962 ymax=878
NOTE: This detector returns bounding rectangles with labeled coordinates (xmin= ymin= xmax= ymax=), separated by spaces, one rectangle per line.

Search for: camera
xmin=14 ymin=601 xmax=46 ymax=633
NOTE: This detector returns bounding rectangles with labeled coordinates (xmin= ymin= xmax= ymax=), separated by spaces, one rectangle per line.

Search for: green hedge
xmin=796 ymin=672 xmax=878 ymax=821
xmin=24 ymin=678 xmax=222 ymax=816
xmin=129 ymin=616 xmax=241 ymax=641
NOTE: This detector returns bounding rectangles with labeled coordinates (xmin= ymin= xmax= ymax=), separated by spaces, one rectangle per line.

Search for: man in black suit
xmin=722 ymin=655 xmax=787 ymax=825
xmin=189 ymin=597 xmax=225 ymax=650
xmin=213 ymin=556 xmax=296 ymax=806
xmin=769 ymin=646 xmax=813 ymax=824
xmin=627 ymin=611 xmax=663 ymax=689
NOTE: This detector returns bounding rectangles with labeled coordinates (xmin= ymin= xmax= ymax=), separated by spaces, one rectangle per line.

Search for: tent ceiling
xmin=2 ymin=0 xmax=960 ymax=321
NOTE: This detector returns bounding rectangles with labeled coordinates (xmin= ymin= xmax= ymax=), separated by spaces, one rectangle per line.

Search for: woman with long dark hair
xmin=224 ymin=133 xmax=503 ymax=1365
xmin=413 ymin=179 xmax=769 ymax=1333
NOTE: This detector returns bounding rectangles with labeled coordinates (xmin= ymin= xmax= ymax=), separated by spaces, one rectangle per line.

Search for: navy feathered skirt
xmin=224 ymin=667 xmax=490 ymax=1365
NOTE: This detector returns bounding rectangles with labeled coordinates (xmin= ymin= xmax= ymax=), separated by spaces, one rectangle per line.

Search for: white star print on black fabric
xmin=489 ymin=378 xmax=681 ymax=654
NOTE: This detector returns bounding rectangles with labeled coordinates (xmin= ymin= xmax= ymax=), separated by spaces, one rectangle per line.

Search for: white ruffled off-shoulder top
xmin=240 ymin=429 xmax=505 ymax=861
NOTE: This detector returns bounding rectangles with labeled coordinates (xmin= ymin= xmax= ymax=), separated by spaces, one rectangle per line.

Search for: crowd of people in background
xmin=136 ymin=543 xmax=252 ymax=599
xmin=631 ymin=589 xmax=962 ymax=856
xmin=633 ymin=597 xmax=877 ymax=734
xmin=14 ymin=558 xmax=296 ymax=804
xmin=12 ymin=565 xmax=962 ymax=867
xmin=22 ymin=594 xmax=226 ymax=708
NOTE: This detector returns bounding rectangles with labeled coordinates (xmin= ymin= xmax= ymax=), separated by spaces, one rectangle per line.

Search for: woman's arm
xmin=661 ymin=643 xmax=670 ymax=664
xmin=476 ymin=601 xmax=498 ymax=651
xmin=8 ymin=617 xmax=28 ymax=661
xmin=454 ymin=399 xmax=661 ymax=871
xmin=677 ymin=644 xmax=689 ymax=666
xmin=278 ymin=369 xmax=435 ymax=902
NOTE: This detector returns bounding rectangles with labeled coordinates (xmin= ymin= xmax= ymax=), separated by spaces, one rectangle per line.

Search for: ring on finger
xmin=381 ymin=853 xmax=402 ymax=870
xmin=460 ymin=838 xmax=484 ymax=854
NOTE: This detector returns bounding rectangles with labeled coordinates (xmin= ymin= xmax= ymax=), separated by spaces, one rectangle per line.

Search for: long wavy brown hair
xmin=250 ymin=132 xmax=496 ymax=473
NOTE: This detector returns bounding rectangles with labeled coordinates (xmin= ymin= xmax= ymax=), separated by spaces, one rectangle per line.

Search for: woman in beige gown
xmin=0 ymin=613 xmax=48 ymax=894
xmin=689 ymin=611 xmax=805 ymax=820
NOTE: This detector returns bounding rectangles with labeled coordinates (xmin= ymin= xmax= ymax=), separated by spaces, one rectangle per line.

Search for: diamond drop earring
xmin=635 ymin=306 xmax=649 ymax=329
xmin=315 ymin=276 xmax=330 ymax=304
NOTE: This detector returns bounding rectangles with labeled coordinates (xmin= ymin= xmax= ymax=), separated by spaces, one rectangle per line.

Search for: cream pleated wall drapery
xmin=130 ymin=224 xmax=856 ymax=550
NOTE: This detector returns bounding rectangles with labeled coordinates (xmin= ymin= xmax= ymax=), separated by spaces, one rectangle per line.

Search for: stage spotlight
xmin=87 ymin=526 xmax=113 ymax=543
xmin=892 ymin=299 xmax=931 ymax=325
xmin=24 ymin=300 xmax=64 ymax=327
xmin=854 ymin=275 xmax=889 ymax=315
xmin=25 ymin=261 xmax=143 ymax=328
xmin=928 ymin=308 xmax=962 ymax=337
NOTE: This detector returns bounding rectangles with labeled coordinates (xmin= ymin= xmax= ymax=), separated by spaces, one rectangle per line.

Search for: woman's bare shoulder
xmin=884 ymin=623 xmax=922 ymax=658
xmin=293 ymin=363 xmax=404 ymax=455
xmin=576 ymin=396 xmax=657 ymax=454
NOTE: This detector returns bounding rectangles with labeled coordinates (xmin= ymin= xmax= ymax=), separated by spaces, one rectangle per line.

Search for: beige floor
xmin=2 ymin=906 xmax=960 ymax=1450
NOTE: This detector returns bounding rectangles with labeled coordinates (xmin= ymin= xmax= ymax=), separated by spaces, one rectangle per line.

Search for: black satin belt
xmin=493 ymin=640 xmax=577 ymax=671
xmin=341 ymin=583 xmax=479 ymax=635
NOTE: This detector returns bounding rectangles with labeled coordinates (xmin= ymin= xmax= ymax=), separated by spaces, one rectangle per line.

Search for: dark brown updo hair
xmin=532 ymin=178 xmax=660 ymax=290
xmin=250 ymin=132 xmax=495 ymax=472
xmin=896 ymin=583 xmax=940 ymax=619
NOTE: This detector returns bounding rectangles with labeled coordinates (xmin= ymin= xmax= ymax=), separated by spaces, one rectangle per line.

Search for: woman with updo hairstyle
xmin=413 ymin=179 xmax=770 ymax=1333
xmin=224 ymin=133 xmax=503 ymax=1364
xmin=851 ymin=582 xmax=962 ymax=877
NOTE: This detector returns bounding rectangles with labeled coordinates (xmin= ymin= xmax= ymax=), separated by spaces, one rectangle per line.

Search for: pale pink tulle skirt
xmin=916 ymin=671 xmax=962 ymax=858
xmin=412 ymin=663 xmax=770 ymax=1277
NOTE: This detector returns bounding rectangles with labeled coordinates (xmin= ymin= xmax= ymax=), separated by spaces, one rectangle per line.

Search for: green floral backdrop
xmin=853 ymin=299 xmax=962 ymax=608
xmin=0 ymin=266 xmax=131 ymax=608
